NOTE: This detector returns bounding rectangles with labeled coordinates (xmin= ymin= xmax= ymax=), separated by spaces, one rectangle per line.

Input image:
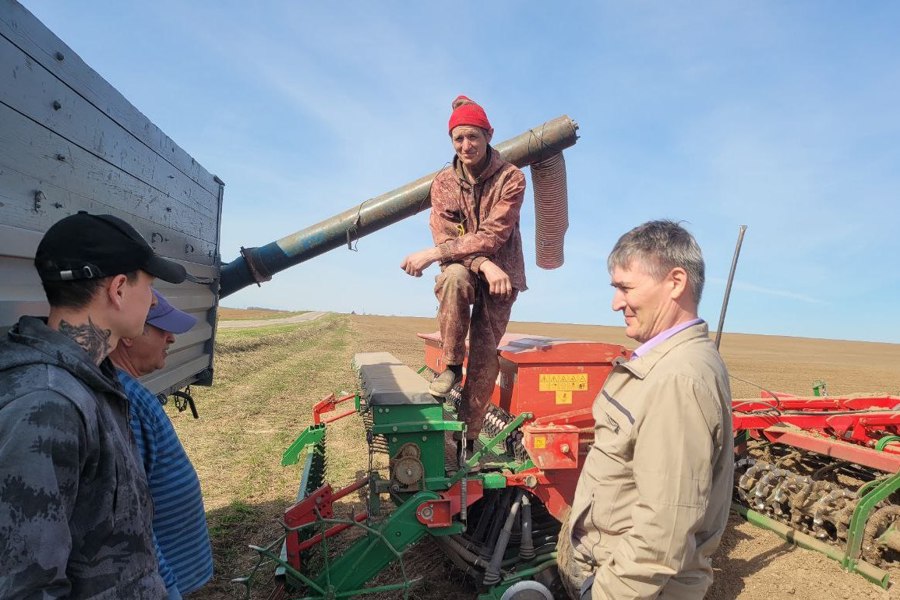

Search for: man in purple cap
xmin=109 ymin=290 xmax=213 ymax=600
xmin=0 ymin=212 xmax=187 ymax=598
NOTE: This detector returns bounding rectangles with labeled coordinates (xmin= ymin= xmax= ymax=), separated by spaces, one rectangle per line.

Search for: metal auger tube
xmin=218 ymin=116 xmax=579 ymax=298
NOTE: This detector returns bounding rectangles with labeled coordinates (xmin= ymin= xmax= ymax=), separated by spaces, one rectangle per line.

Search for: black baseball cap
xmin=35 ymin=212 xmax=187 ymax=284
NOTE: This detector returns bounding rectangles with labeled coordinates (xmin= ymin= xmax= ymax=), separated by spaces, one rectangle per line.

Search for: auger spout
xmin=218 ymin=115 xmax=579 ymax=299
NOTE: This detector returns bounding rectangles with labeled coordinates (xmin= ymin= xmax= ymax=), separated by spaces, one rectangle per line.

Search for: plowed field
xmin=184 ymin=312 xmax=900 ymax=600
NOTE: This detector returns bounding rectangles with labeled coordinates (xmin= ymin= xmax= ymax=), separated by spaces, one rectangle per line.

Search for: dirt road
xmin=216 ymin=310 xmax=327 ymax=329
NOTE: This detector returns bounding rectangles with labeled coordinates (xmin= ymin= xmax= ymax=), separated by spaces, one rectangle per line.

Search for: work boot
xmin=429 ymin=365 xmax=462 ymax=397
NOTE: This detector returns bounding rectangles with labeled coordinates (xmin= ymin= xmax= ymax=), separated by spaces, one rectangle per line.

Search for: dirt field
xmin=183 ymin=312 xmax=900 ymax=600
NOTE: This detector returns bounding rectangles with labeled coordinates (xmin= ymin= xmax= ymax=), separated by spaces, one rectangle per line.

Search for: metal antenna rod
xmin=715 ymin=225 xmax=748 ymax=350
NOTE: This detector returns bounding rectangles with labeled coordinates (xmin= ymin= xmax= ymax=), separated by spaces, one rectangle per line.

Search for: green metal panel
xmin=373 ymin=403 xmax=453 ymax=484
xmin=282 ymin=423 xmax=327 ymax=467
xmin=308 ymin=490 xmax=439 ymax=594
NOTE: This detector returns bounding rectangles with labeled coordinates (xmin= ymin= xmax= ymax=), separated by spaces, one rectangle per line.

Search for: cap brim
xmin=148 ymin=307 xmax=198 ymax=334
xmin=144 ymin=255 xmax=187 ymax=284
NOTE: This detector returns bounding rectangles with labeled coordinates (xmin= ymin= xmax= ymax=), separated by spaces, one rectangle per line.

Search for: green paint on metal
xmin=424 ymin=522 xmax=465 ymax=537
xmin=844 ymin=472 xmax=900 ymax=585
xmin=282 ymin=423 xmax=326 ymax=466
xmin=857 ymin=478 xmax=884 ymax=498
xmin=368 ymin=476 xmax=382 ymax=516
xmin=371 ymin=420 xmax=463 ymax=434
xmin=875 ymin=435 xmax=900 ymax=452
xmin=513 ymin=458 xmax=535 ymax=473
xmin=371 ymin=402 xmax=466 ymax=484
xmin=734 ymin=502 xmax=890 ymax=589
xmin=448 ymin=412 xmax=532 ymax=487
xmin=481 ymin=472 xmax=508 ymax=489
xmin=306 ymin=490 xmax=439 ymax=594
xmin=474 ymin=553 xmax=558 ymax=600
xmin=812 ymin=379 xmax=827 ymax=397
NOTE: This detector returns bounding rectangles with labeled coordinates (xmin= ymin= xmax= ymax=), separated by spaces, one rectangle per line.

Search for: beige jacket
xmin=568 ymin=322 xmax=733 ymax=600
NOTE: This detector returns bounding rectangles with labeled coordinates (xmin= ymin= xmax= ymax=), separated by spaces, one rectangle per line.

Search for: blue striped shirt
xmin=119 ymin=371 xmax=214 ymax=595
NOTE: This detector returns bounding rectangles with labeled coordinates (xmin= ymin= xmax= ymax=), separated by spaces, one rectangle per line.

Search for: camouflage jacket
xmin=0 ymin=316 xmax=166 ymax=599
xmin=430 ymin=147 xmax=528 ymax=291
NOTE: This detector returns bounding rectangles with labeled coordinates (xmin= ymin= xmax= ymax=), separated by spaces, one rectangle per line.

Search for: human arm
xmin=153 ymin=532 xmax=182 ymax=599
xmin=0 ymin=391 xmax=85 ymax=597
xmin=123 ymin=374 xmax=181 ymax=597
xmin=478 ymin=260 xmax=514 ymax=298
xmin=400 ymin=247 xmax=442 ymax=277
xmin=592 ymin=376 xmax=721 ymax=599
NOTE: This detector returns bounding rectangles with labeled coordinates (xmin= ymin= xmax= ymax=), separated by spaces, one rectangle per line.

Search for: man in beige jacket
xmin=558 ymin=220 xmax=733 ymax=600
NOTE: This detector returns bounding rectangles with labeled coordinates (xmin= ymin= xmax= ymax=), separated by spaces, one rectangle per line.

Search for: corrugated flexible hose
xmin=530 ymin=151 xmax=569 ymax=270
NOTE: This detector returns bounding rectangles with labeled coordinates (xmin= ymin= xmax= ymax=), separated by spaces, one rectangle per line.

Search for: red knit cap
xmin=448 ymin=95 xmax=492 ymax=133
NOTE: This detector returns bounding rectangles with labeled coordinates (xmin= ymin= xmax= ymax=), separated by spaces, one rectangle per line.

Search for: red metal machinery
xmin=419 ymin=331 xmax=628 ymax=420
xmin=419 ymin=331 xmax=629 ymax=520
xmin=264 ymin=331 xmax=900 ymax=598
xmin=732 ymin=392 xmax=900 ymax=587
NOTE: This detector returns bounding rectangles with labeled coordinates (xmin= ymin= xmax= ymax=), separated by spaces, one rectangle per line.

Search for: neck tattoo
xmin=58 ymin=318 xmax=112 ymax=363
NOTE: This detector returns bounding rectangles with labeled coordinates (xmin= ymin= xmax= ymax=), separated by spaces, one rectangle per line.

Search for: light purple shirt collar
xmin=632 ymin=318 xmax=704 ymax=359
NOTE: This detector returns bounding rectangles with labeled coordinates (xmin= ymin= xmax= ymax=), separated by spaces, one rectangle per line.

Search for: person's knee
xmin=435 ymin=263 xmax=474 ymax=295
xmin=438 ymin=263 xmax=469 ymax=283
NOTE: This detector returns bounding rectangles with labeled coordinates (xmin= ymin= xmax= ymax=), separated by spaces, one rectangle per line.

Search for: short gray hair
xmin=607 ymin=220 xmax=705 ymax=303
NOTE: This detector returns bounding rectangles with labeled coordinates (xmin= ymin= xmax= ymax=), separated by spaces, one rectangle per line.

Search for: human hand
xmin=401 ymin=248 xmax=440 ymax=277
xmin=479 ymin=260 xmax=513 ymax=298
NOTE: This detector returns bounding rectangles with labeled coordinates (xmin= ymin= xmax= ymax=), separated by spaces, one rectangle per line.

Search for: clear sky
xmin=20 ymin=1 xmax=900 ymax=343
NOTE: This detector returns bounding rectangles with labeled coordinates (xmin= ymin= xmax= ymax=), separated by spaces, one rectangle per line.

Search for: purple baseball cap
xmin=147 ymin=290 xmax=197 ymax=334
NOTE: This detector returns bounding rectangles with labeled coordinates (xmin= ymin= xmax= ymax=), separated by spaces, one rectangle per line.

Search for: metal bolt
xmin=52 ymin=100 xmax=62 ymax=111
xmin=54 ymin=51 xmax=64 ymax=61
xmin=561 ymin=443 xmax=571 ymax=454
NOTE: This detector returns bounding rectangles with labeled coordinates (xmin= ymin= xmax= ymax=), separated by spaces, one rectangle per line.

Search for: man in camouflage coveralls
xmin=0 ymin=212 xmax=187 ymax=598
xmin=401 ymin=96 xmax=526 ymax=460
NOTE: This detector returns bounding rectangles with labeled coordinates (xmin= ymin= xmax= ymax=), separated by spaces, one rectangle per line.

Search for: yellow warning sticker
xmin=556 ymin=391 xmax=573 ymax=405
xmin=534 ymin=436 xmax=546 ymax=449
xmin=539 ymin=373 xmax=588 ymax=392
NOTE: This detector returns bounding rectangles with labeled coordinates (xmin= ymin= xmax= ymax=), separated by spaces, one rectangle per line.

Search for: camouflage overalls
xmin=430 ymin=147 xmax=526 ymax=439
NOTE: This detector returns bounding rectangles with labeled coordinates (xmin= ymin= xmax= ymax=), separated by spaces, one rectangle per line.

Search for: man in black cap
xmin=0 ymin=212 xmax=187 ymax=598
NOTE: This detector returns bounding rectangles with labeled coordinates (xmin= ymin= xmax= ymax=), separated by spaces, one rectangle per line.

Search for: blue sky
xmin=21 ymin=2 xmax=900 ymax=343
